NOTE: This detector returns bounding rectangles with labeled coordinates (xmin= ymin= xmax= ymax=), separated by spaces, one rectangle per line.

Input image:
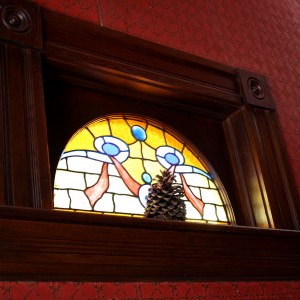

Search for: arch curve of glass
xmin=54 ymin=114 xmax=235 ymax=224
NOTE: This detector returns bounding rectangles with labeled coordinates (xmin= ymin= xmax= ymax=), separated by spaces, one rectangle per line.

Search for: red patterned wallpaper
xmin=34 ymin=0 xmax=300 ymax=198
xmin=1 ymin=281 xmax=300 ymax=299
xmin=22 ymin=0 xmax=300 ymax=298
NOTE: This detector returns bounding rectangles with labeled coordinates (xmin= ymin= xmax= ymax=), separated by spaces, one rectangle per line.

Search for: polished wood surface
xmin=1 ymin=206 xmax=300 ymax=281
xmin=0 ymin=1 xmax=299 ymax=281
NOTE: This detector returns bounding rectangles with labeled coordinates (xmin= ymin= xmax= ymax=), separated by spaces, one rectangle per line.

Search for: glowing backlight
xmin=54 ymin=114 xmax=233 ymax=224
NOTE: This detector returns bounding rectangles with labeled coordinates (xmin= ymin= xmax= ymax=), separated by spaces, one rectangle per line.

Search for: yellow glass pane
xmin=144 ymin=160 xmax=164 ymax=179
xmin=129 ymin=142 xmax=142 ymax=158
xmin=165 ymin=132 xmax=183 ymax=152
xmin=65 ymin=128 xmax=95 ymax=152
xmin=127 ymin=119 xmax=146 ymax=129
xmin=110 ymin=118 xmax=135 ymax=143
xmin=146 ymin=125 xmax=165 ymax=148
xmin=141 ymin=142 xmax=156 ymax=160
xmin=209 ymin=180 xmax=217 ymax=189
xmin=122 ymin=158 xmax=145 ymax=184
xmin=183 ymin=147 xmax=207 ymax=172
xmin=88 ymin=120 xmax=110 ymax=137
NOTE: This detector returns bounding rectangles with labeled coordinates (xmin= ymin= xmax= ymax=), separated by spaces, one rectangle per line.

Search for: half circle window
xmin=54 ymin=114 xmax=235 ymax=224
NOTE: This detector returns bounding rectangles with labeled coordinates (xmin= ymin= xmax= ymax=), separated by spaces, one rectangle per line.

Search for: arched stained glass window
xmin=54 ymin=114 xmax=235 ymax=224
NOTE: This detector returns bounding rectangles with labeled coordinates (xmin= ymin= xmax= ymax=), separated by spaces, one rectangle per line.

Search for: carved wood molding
xmin=238 ymin=69 xmax=275 ymax=109
xmin=0 ymin=3 xmax=299 ymax=281
xmin=0 ymin=206 xmax=300 ymax=281
xmin=0 ymin=0 xmax=41 ymax=49
xmin=0 ymin=1 xmax=51 ymax=207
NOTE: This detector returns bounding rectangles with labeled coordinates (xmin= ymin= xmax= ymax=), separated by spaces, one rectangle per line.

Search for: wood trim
xmin=0 ymin=1 xmax=52 ymax=208
xmin=0 ymin=206 xmax=300 ymax=281
xmin=0 ymin=0 xmax=42 ymax=49
xmin=0 ymin=1 xmax=299 ymax=281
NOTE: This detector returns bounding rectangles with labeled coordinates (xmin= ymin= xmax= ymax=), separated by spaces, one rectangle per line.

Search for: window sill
xmin=0 ymin=206 xmax=299 ymax=281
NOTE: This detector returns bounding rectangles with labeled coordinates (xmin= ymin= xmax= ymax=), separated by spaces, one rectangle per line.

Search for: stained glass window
xmin=54 ymin=114 xmax=234 ymax=224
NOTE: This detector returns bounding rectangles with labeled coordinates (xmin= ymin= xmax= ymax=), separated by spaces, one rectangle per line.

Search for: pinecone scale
xmin=144 ymin=170 xmax=186 ymax=221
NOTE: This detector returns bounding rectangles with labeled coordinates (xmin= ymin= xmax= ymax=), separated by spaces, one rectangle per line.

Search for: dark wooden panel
xmin=41 ymin=9 xmax=242 ymax=106
xmin=0 ymin=43 xmax=6 ymax=206
xmin=0 ymin=207 xmax=299 ymax=281
xmin=0 ymin=42 xmax=51 ymax=208
xmin=224 ymin=109 xmax=270 ymax=227
xmin=246 ymin=108 xmax=300 ymax=229
xmin=0 ymin=43 xmax=32 ymax=206
xmin=0 ymin=0 xmax=41 ymax=49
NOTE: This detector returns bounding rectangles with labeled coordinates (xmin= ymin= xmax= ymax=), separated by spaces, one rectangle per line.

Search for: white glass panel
xmin=189 ymin=186 xmax=201 ymax=198
xmin=139 ymin=184 xmax=151 ymax=207
xmin=156 ymin=146 xmax=175 ymax=156
xmin=54 ymin=189 xmax=70 ymax=208
xmin=69 ymin=190 xmax=91 ymax=210
xmin=157 ymin=156 xmax=170 ymax=169
xmin=94 ymin=136 xmax=105 ymax=151
xmin=68 ymin=157 xmax=103 ymax=174
xmin=114 ymin=195 xmax=144 ymax=214
xmin=175 ymin=149 xmax=184 ymax=164
xmin=201 ymin=189 xmax=222 ymax=205
xmin=85 ymin=174 xmax=100 ymax=187
xmin=94 ymin=193 xmax=114 ymax=212
xmin=108 ymin=164 xmax=119 ymax=176
xmin=175 ymin=165 xmax=193 ymax=173
xmin=54 ymin=170 xmax=86 ymax=190
xmin=216 ymin=206 xmax=228 ymax=222
xmin=108 ymin=176 xmax=132 ymax=195
xmin=62 ymin=150 xmax=86 ymax=159
xmin=182 ymin=173 xmax=209 ymax=188
xmin=87 ymin=151 xmax=112 ymax=163
xmin=203 ymin=204 xmax=218 ymax=221
xmin=57 ymin=159 xmax=67 ymax=170
xmin=185 ymin=201 xmax=202 ymax=219
xmin=115 ymin=151 xmax=129 ymax=163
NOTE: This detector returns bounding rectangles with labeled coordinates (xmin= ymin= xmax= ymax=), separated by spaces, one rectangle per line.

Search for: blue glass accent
xmin=102 ymin=143 xmax=120 ymax=156
xmin=142 ymin=172 xmax=152 ymax=184
xmin=131 ymin=125 xmax=147 ymax=141
xmin=193 ymin=167 xmax=212 ymax=179
xmin=165 ymin=153 xmax=180 ymax=165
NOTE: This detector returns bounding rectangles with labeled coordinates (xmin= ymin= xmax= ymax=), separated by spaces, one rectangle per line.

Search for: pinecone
xmin=144 ymin=170 xmax=186 ymax=221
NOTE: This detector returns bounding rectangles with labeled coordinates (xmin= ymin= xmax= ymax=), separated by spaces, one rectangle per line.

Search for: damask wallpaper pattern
xmin=12 ymin=0 xmax=300 ymax=298
xmin=1 ymin=281 xmax=300 ymax=299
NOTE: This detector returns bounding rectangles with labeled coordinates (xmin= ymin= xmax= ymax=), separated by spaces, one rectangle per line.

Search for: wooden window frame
xmin=0 ymin=0 xmax=300 ymax=281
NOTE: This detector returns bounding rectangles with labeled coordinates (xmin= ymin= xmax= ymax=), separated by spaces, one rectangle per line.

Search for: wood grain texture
xmin=0 ymin=3 xmax=299 ymax=281
xmin=0 ymin=0 xmax=41 ymax=48
xmin=0 ymin=207 xmax=300 ymax=281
